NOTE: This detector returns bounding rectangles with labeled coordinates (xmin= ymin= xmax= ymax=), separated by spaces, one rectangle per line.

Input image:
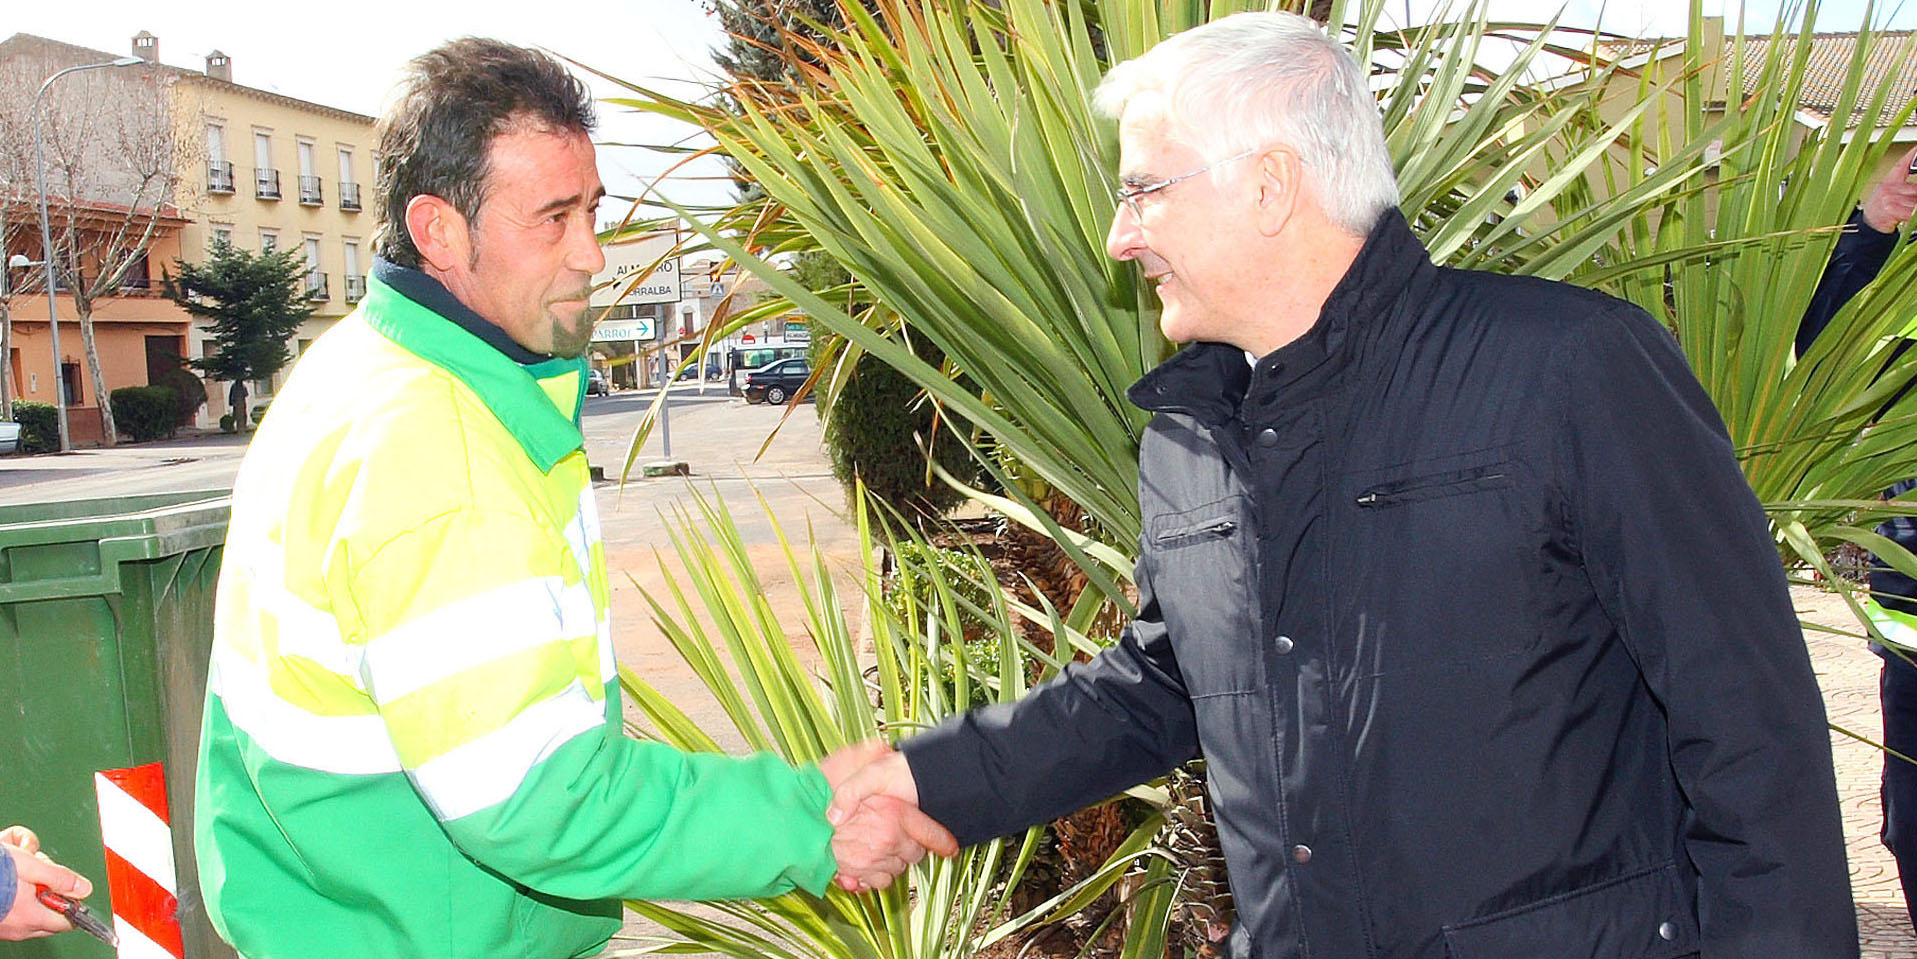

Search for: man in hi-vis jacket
xmin=195 ymin=39 xmax=951 ymax=959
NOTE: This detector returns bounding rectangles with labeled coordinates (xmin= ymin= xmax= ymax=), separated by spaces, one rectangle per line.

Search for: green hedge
xmin=821 ymin=342 xmax=980 ymax=522
xmin=11 ymin=401 xmax=57 ymax=454
xmin=151 ymin=365 xmax=208 ymax=427
xmin=110 ymin=386 xmax=179 ymax=443
xmin=883 ymin=540 xmax=1001 ymax=710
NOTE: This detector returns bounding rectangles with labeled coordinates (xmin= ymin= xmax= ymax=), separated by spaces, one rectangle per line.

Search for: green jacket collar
xmin=359 ymin=271 xmax=585 ymax=472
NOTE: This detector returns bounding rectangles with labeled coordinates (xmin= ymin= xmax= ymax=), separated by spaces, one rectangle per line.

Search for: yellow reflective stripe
xmin=208 ymin=642 xmax=402 ymax=775
xmin=360 ymin=577 xmax=597 ymax=706
xmin=379 ymin=635 xmax=603 ymax=768
xmin=271 ymin=655 xmax=377 ymax=718
xmin=351 ymin=512 xmax=583 ymax=633
xmin=409 ymin=681 xmax=607 ymax=821
xmin=1866 ymin=599 xmax=1917 ymax=648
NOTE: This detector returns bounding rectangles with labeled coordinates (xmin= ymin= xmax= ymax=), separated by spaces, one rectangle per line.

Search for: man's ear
xmin=405 ymin=194 xmax=469 ymax=272
xmin=1251 ymin=147 xmax=1302 ymax=237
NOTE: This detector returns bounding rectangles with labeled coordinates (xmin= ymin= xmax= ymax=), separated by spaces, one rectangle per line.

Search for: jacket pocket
xmin=1355 ymin=461 xmax=1513 ymax=509
xmin=1152 ymin=514 xmax=1242 ymax=548
xmin=1146 ymin=495 xmax=1260 ymax=697
xmin=1340 ymin=447 xmax=1543 ymax=670
xmin=1441 ymin=862 xmax=1698 ymax=959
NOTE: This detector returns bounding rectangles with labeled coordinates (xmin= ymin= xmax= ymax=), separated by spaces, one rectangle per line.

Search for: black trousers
xmin=1882 ymin=647 xmax=1917 ymax=927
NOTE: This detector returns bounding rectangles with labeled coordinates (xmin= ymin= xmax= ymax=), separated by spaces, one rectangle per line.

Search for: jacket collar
xmin=371 ymin=258 xmax=547 ymax=364
xmin=1128 ymin=208 xmax=1431 ymax=426
xmin=360 ymin=260 xmax=586 ymax=472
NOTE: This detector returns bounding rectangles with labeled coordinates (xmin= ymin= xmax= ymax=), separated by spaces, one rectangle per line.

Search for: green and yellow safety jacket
xmin=194 ymin=269 xmax=837 ymax=959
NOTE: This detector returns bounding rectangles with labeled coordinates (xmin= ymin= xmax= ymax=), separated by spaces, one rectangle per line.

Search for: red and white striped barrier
xmin=95 ymin=763 xmax=184 ymax=959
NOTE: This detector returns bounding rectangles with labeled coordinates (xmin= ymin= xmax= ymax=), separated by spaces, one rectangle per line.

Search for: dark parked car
xmin=743 ymin=358 xmax=810 ymax=405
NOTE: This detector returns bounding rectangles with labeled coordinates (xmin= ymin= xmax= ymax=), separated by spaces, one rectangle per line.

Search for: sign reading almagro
xmin=593 ymin=231 xmax=681 ymax=307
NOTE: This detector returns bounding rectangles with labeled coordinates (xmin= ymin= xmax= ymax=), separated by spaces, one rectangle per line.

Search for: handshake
xmin=818 ymin=740 xmax=959 ymax=893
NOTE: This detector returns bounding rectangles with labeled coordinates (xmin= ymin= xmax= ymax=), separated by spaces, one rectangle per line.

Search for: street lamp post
xmin=32 ymin=56 xmax=144 ymax=453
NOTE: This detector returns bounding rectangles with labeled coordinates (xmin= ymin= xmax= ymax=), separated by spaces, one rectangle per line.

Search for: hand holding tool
xmin=34 ymin=885 xmax=118 ymax=947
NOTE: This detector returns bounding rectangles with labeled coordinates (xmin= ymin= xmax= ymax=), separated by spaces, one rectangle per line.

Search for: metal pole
xmin=659 ymin=383 xmax=672 ymax=461
xmin=32 ymin=57 xmax=142 ymax=453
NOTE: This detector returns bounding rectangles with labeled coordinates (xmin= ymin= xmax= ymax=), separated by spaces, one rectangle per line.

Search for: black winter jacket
xmin=902 ymin=210 xmax=1857 ymax=958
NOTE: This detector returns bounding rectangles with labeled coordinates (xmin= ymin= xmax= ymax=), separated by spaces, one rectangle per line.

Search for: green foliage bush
xmin=109 ymin=386 xmax=179 ymax=443
xmin=12 ymin=402 xmax=57 ymax=454
xmin=884 ymin=539 xmax=1001 ymax=710
xmin=151 ymin=365 xmax=208 ymax=427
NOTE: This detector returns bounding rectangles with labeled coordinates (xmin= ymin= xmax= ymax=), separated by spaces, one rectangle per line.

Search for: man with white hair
xmin=830 ymin=10 xmax=1857 ymax=956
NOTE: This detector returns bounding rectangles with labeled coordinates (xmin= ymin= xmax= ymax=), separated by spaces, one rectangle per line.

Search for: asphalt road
xmin=0 ymin=385 xmax=821 ymax=506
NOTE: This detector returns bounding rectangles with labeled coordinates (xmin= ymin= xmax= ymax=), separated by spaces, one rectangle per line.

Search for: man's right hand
xmin=1 ymin=827 xmax=92 ymax=941
xmin=820 ymin=741 xmax=958 ymax=892
xmin=1861 ymin=144 xmax=1917 ymax=233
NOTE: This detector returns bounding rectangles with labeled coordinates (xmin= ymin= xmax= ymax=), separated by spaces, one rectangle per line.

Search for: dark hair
xmin=373 ymin=38 xmax=595 ymax=269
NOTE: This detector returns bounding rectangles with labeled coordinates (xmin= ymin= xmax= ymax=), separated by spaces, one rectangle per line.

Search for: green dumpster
xmin=0 ymin=491 xmax=236 ymax=959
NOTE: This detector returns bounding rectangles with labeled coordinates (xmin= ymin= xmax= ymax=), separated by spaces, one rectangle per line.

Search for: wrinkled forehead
xmin=1116 ymin=93 xmax=1196 ymax=175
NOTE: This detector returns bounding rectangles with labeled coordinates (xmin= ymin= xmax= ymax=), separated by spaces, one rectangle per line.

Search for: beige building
xmin=151 ymin=31 xmax=376 ymax=427
xmin=1 ymin=30 xmax=376 ymax=432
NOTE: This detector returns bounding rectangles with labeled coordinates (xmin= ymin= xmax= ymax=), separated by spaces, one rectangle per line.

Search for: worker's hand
xmin=819 ymin=740 xmax=958 ymax=893
xmin=1 ymin=827 xmax=91 ymax=941
xmin=1861 ymin=144 xmax=1917 ymax=233
xmin=0 ymin=827 xmax=38 ymax=856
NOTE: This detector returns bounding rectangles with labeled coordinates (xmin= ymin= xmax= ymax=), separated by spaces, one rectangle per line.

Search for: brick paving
xmin=1798 ymin=584 xmax=1917 ymax=957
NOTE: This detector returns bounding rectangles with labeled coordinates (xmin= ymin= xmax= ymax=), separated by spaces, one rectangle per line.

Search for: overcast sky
xmin=7 ymin=0 xmax=1910 ymax=219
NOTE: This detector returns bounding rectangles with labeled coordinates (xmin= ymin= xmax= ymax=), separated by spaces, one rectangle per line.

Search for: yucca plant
xmin=614 ymin=0 xmax=1742 ymax=603
xmin=1578 ymin=4 xmax=1917 ymax=640
xmin=629 ymin=0 xmax=1917 ymax=627
xmin=610 ymin=486 xmax=1177 ymax=956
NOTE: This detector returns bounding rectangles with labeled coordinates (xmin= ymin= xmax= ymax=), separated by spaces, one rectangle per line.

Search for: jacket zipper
xmin=1356 ymin=472 xmax=1506 ymax=508
xmin=1154 ymin=518 xmax=1238 ymax=544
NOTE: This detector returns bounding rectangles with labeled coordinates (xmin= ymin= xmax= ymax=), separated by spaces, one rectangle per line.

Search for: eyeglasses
xmin=1114 ymin=148 xmax=1257 ymax=217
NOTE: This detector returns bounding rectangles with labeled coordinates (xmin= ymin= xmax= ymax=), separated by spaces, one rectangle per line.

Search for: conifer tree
xmin=164 ymin=238 xmax=313 ymax=430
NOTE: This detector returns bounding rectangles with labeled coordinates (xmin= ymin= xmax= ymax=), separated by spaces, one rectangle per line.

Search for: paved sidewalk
xmin=1800 ymin=584 xmax=1917 ymax=955
xmin=0 ymin=429 xmax=252 ymax=499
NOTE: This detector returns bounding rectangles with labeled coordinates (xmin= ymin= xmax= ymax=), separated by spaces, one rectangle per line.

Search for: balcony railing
xmin=207 ymin=160 xmax=235 ymax=194
xmin=303 ymin=270 xmax=328 ymax=301
xmin=256 ymin=168 xmax=281 ymax=199
xmin=298 ymin=175 xmax=323 ymax=205
xmin=343 ymin=273 xmax=366 ymax=303
xmin=339 ymin=181 xmax=362 ymax=212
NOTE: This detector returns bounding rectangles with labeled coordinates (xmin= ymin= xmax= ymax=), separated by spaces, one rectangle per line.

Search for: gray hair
xmin=1093 ymin=11 xmax=1399 ymax=236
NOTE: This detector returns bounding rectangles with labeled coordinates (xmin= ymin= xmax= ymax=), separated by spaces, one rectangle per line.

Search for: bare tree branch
xmin=0 ymin=48 xmax=195 ymax=445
